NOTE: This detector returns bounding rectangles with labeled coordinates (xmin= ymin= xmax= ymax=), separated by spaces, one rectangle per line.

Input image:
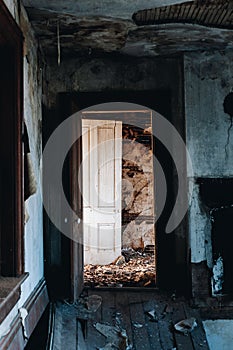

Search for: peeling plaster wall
xmin=45 ymin=56 xmax=182 ymax=111
xmin=20 ymin=4 xmax=44 ymax=305
xmin=0 ymin=0 xmax=43 ymax=339
xmin=184 ymin=52 xmax=233 ymax=267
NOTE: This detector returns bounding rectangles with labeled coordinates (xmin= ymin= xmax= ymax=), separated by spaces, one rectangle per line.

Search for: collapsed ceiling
xmin=22 ymin=0 xmax=233 ymax=58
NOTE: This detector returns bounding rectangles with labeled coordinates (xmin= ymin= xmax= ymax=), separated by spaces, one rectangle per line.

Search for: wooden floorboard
xmin=128 ymin=292 xmax=151 ymax=350
xmin=61 ymin=311 xmax=77 ymax=349
xmin=84 ymin=290 xmax=105 ymax=350
xmin=52 ymin=290 xmax=210 ymax=350
xmin=184 ymin=304 xmax=210 ymax=350
xmin=142 ymin=292 xmax=175 ymax=350
xmin=115 ymin=291 xmax=134 ymax=346
xmin=77 ymin=321 xmax=87 ymax=350
xmin=101 ymin=290 xmax=116 ymax=324
xmin=141 ymin=296 xmax=162 ymax=349
xmin=172 ymin=302 xmax=194 ymax=350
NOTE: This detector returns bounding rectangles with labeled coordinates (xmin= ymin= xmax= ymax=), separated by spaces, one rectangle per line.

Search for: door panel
xmin=82 ymin=119 xmax=122 ymax=265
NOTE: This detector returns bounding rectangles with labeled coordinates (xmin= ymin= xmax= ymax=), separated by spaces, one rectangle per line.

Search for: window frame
xmin=0 ymin=0 xmax=24 ymax=276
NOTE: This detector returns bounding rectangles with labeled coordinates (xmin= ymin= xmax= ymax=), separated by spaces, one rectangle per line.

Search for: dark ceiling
xmin=22 ymin=0 xmax=233 ymax=58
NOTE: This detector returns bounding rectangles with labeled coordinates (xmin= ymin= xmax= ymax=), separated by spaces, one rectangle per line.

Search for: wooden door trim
xmin=0 ymin=0 xmax=24 ymax=275
xmin=69 ymin=107 xmax=83 ymax=301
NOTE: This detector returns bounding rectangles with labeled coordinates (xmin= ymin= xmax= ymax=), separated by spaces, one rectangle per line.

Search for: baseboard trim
xmin=0 ymin=277 xmax=49 ymax=350
xmin=23 ymin=278 xmax=49 ymax=338
xmin=0 ymin=315 xmax=24 ymax=350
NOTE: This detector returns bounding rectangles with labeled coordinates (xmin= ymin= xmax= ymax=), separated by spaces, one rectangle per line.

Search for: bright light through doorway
xmin=82 ymin=110 xmax=156 ymax=288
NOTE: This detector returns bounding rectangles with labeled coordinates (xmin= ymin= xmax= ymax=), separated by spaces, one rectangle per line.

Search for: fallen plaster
xmin=203 ymin=320 xmax=233 ymax=350
xmin=211 ymin=256 xmax=224 ymax=295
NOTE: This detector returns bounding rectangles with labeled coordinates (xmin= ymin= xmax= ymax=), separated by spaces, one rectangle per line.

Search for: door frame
xmin=70 ymin=107 xmax=156 ymax=297
xmin=56 ymin=88 xmax=187 ymax=300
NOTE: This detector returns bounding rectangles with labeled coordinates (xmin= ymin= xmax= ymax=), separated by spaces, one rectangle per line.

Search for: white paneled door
xmin=82 ymin=119 xmax=122 ymax=265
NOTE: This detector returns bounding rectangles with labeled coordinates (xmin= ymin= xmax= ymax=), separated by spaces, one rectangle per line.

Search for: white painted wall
xmin=184 ymin=51 xmax=233 ymax=264
xmin=0 ymin=0 xmax=44 ymax=339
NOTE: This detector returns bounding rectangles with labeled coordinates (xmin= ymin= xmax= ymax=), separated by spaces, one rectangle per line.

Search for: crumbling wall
xmin=20 ymin=3 xmax=44 ymax=306
xmin=185 ymin=51 xmax=233 ymax=299
xmin=122 ymin=124 xmax=155 ymax=250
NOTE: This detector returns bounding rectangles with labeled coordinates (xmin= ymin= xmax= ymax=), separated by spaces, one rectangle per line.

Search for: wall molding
xmin=0 ymin=278 xmax=49 ymax=350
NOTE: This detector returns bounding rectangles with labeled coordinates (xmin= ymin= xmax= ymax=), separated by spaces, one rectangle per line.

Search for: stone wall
xmin=122 ymin=124 xmax=155 ymax=250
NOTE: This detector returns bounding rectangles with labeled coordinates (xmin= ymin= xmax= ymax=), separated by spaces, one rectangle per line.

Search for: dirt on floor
xmin=84 ymin=248 xmax=156 ymax=288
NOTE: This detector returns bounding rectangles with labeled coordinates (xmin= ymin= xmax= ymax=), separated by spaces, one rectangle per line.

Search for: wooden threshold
xmin=84 ymin=286 xmax=159 ymax=292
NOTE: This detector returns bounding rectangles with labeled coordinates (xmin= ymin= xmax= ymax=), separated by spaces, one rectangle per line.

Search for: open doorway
xmin=82 ymin=109 xmax=156 ymax=288
xmin=45 ymin=88 xmax=184 ymax=300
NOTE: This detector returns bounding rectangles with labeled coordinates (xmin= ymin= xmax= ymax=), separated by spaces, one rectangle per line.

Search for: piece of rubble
xmin=143 ymin=280 xmax=151 ymax=287
xmin=164 ymin=304 xmax=173 ymax=314
xmin=174 ymin=317 xmax=197 ymax=334
xmin=133 ymin=322 xmax=143 ymax=328
xmin=115 ymin=255 xmax=126 ymax=266
xmin=171 ymin=292 xmax=176 ymax=301
xmin=94 ymin=323 xmax=129 ymax=350
xmin=143 ymin=126 xmax=152 ymax=134
xmin=146 ymin=309 xmax=158 ymax=322
xmin=86 ymin=295 xmax=102 ymax=312
xmin=69 ymin=294 xmax=102 ymax=320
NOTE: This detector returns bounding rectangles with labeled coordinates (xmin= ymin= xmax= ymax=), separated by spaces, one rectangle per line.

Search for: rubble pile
xmin=84 ymin=249 xmax=156 ymax=287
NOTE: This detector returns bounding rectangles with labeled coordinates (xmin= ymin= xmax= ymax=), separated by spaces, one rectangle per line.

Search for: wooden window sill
xmin=0 ymin=273 xmax=29 ymax=324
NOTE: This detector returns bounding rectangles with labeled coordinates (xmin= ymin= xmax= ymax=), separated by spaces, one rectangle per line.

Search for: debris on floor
xmin=146 ymin=309 xmax=158 ymax=322
xmin=174 ymin=317 xmax=197 ymax=334
xmin=95 ymin=322 xmax=131 ymax=350
xmin=86 ymin=294 xmax=102 ymax=312
xmin=51 ymin=291 xmax=209 ymax=350
xmin=164 ymin=304 xmax=174 ymax=314
xmin=84 ymin=249 xmax=155 ymax=287
xmin=64 ymin=294 xmax=103 ymax=320
xmin=133 ymin=322 xmax=143 ymax=328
